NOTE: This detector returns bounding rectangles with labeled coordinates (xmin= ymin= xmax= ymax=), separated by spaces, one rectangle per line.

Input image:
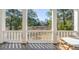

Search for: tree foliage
xmin=28 ymin=9 xmax=41 ymax=26
xmin=57 ymin=9 xmax=73 ymax=30
xmin=6 ymin=9 xmax=73 ymax=30
xmin=6 ymin=9 xmax=22 ymax=30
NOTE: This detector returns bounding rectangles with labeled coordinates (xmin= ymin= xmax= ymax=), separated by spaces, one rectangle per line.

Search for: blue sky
xmin=33 ymin=9 xmax=49 ymax=21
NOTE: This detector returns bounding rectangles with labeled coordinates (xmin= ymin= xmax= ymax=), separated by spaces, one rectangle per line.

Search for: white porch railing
xmin=3 ymin=31 xmax=23 ymax=43
xmin=28 ymin=30 xmax=52 ymax=40
xmin=2 ymin=30 xmax=74 ymax=43
xmin=57 ymin=30 xmax=74 ymax=38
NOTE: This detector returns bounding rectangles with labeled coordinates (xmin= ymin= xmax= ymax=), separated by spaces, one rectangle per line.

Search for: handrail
xmin=28 ymin=30 xmax=52 ymax=32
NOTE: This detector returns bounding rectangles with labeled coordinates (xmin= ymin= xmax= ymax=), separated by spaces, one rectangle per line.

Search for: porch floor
xmin=0 ymin=43 xmax=59 ymax=50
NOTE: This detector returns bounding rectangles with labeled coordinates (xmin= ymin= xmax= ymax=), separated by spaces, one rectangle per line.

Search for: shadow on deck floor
xmin=0 ymin=43 xmax=59 ymax=50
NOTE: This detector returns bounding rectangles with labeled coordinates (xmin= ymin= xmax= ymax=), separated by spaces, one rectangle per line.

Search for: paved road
xmin=0 ymin=43 xmax=58 ymax=50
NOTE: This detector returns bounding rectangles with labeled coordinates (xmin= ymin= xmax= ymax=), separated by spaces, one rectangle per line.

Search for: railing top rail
xmin=57 ymin=30 xmax=74 ymax=32
xmin=3 ymin=30 xmax=52 ymax=33
xmin=3 ymin=30 xmax=75 ymax=32
xmin=4 ymin=30 xmax=23 ymax=32
xmin=28 ymin=30 xmax=52 ymax=32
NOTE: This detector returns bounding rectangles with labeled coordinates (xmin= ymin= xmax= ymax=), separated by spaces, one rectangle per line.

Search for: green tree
xmin=6 ymin=9 xmax=22 ymax=30
xmin=57 ymin=9 xmax=73 ymax=30
xmin=28 ymin=9 xmax=40 ymax=26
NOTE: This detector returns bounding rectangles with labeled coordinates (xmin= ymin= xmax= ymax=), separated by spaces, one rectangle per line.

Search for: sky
xmin=33 ymin=9 xmax=49 ymax=21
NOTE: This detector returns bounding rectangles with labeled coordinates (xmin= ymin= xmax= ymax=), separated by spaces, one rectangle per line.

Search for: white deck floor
xmin=62 ymin=37 xmax=79 ymax=46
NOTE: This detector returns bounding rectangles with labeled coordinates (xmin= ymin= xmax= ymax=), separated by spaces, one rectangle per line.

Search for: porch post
xmin=0 ymin=9 xmax=6 ymax=43
xmin=78 ymin=10 xmax=79 ymax=32
xmin=73 ymin=9 xmax=79 ymax=32
xmin=2 ymin=9 xmax=6 ymax=31
xmin=51 ymin=9 xmax=57 ymax=43
xmin=22 ymin=9 xmax=28 ymax=43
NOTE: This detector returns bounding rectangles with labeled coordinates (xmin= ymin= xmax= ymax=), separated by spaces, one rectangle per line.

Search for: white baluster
xmin=12 ymin=31 xmax=15 ymax=41
xmin=28 ymin=32 xmax=29 ymax=40
xmin=16 ymin=32 xmax=19 ymax=41
xmin=9 ymin=31 xmax=10 ymax=42
xmin=20 ymin=32 xmax=21 ymax=42
xmin=15 ymin=31 xmax=17 ymax=42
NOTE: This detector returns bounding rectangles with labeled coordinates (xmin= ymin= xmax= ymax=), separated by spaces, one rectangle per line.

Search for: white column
xmin=74 ymin=9 xmax=79 ymax=32
xmin=51 ymin=9 xmax=57 ymax=43
xmin=22 ymin=9 xmax=28 ymax=43
xmin=78 ymin=10 xmax=79 ymax=32
xmin=0 ymin=10 xmax=2 ymax=31
xmin=0 ymin=9 xmax=6 ymax=43
xmin=0 ymin=9 xmax=3 ymax=43
xmin=2 ymin=10 xmax=6 ymax=31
